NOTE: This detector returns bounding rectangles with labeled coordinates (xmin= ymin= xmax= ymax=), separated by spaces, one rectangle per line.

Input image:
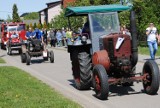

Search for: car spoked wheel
xmin=142 ymin=60 xmax=159 ymax=95
xmin=93 ymin=64 xmax=109 ymax=100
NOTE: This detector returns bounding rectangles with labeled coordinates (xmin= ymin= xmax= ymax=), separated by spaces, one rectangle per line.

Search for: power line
xmin=0 ymin=11 xmax=36 ymax=14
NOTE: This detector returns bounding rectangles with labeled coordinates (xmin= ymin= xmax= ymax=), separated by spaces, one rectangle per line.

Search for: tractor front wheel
xmin=142 ymin=60 xmax=159 ymax=95
xmin=7 ymin=46 xmax=12 ymax=55
xmin=26 ymin=52 xmax=31 ymax=65
xmin=93 ymin=64 xmax=109 ymax=100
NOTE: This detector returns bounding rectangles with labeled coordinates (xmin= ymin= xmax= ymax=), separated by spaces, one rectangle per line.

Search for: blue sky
xmin=0 ymin=0 xmax=59 ymax=20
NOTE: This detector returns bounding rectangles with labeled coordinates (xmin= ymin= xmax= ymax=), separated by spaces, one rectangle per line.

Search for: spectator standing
xmin=49 ymin=29 xmax=56 ymax=47
xmin=56 ymin=29 xmax=63 ymax=47
xmin=146 ymin=23 xmax=159 ymax=59
xmin=62 ymin=28 xmax=67 ymax=46
xmin=42 ymin=28 xmax=48 ymax=45
xmin=66 ymin=28 xmax=72 ymax=43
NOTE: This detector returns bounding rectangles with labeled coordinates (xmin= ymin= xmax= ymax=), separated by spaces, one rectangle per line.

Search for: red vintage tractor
xmin=0 ymin=22 xmax=26 ymax=55
xmin=65 ymin=4 xmax=159 ymax=100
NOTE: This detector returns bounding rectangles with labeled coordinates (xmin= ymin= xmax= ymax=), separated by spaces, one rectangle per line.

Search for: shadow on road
xmin=68 ymin=79 xmax=91 ymax=91
xmin=31 ymin=59 xmax=45 ymax=64
xmin=0 ymin=54 xmax=6 ymax=57
xmin=108 ymin=85 xmax=143 ymax=97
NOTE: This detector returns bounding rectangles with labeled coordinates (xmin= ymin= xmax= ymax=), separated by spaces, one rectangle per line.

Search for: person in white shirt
xmin=146 ymin=23 xmax=159 ymax=59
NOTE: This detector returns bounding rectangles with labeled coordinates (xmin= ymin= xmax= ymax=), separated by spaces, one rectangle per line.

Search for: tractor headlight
xmin=30 ymin=46 xmax=33 ymax=51
xmin=81 ymin=36 xmax=87 ymax=44
xmin=29 ymin=43 xmax=33 ymax=51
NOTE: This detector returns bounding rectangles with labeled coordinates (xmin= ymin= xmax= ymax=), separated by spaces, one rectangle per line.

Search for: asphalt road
xmin=1 ymin=48 xmax=160 ymax=108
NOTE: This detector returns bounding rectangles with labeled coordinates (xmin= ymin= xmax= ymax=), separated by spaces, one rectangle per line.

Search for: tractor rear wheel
xmin=26 ymin=52 xmax=31 ymax=65
xmin=142 ymin=60 xmax=159 ymax=95
xmin=93 ymin=64 xmax=109 ymax=100
xmin=50 ymin=51 xmax=54 ymax=63
xmin=72 ymin=51 xmax=92 ymax=90
xmin=21 ymin=53 xmax=26 ymax=63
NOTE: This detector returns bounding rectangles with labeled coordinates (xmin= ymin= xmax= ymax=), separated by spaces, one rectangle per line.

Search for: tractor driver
xmin=33 ymin=28 xmax=44 ymax=43
xmin=25 ymin=27 xmax=35 ymax=39
xmin=11 ymin=31 xmax=19 ymax=38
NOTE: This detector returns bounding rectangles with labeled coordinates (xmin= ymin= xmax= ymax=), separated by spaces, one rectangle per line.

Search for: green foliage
xmin=29 ymin=23 xmax=33 ymax=29
xmin=37 ymin=23 xmax=42 ymax=29
xmin=6 ymin=15 xmax=12 ymax=22
xmin=24 ymin=12 xmax=39 ymax=20
xmin=26 ymin=24 xmax=29 ymax=31
xmin=131 ymin=0 xmax=160 ymax=41
xmin=43 ymin=21 xmax=47 ymax=29
xmin=47 ymin=23 xmax=52 ymax=29
xmin=12 ymin=4 xmax=21 ymax=22
xmin=51 ymin=11 xmax=68 ymax=29
xmin=33 ymin=23 xmax=37 ymax=30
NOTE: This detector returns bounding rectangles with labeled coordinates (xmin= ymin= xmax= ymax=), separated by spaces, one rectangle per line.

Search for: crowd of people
xmin=24 ymin=22 xmax=159 ymax=60
xmin=25 ymin=27 xmax=83 ymax=48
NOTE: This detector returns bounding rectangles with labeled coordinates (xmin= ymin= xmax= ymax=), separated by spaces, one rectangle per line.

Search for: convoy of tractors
xmin=0 ymin=22 xmax=54 ymax=65
xmin=0 ymin=3 xmax=159 ymax=100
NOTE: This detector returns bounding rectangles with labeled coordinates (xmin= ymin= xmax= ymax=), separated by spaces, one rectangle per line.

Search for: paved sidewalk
xmin=138 ymin=54 xmax=160 ymax=65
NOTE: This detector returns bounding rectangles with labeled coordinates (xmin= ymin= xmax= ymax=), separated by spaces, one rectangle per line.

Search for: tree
xmin=12 ymin=4 xmax=21 ymax=22
xmin=33 ymin=23 xmax=37 ymax=29
xmin=26 ymin=24 xmax=29 ymax=31
xmin=43 ymin=21 xmax=47 ymax=29
xmin=6 ymin=15 xmax=12 ymax=22
xmin=29 ymin=23 xmax=33 ymax=29
xmin=24 ymin=12 xmax=39 ymax=20
xmin=37 ymin=23 xmax=42 ymax=29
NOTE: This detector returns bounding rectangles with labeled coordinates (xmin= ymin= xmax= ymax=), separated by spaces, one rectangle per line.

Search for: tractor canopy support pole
xmin=130 ymin=10 xmax=138 ymax=67
xmin=68 ymin=17 xmax=71 ymax=30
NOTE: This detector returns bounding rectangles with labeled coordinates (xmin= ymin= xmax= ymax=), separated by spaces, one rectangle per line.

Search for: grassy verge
xmin=0 ymin=66 xmax=81 ymax=108
xmin=0 ymin=57 xmax=5 ymax=63
xmin=138 ymin=46 xmax=160 ymax=56
xmin=0 ymin=57 xmax=6 ymax=63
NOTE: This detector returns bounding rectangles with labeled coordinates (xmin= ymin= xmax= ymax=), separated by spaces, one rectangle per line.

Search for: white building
xmin=39 ymin=0 xmax=62 ymax=24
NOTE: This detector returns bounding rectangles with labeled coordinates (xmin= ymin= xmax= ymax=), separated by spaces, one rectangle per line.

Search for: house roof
xmin=39 ymin=0 xmax=61 ymax=13
xmin=65 ymin=4 xmax=132 ymax=17
xmin=46 ymin=0 xmax=61 ymax=5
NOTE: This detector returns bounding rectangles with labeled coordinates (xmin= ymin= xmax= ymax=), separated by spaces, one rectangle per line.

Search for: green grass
xmin=0 ymin=66 xmax=82 ymax=108
xmin=0 ymin=58 xmax=5 ymax=63
xmin=138 ymin=46 xmax=160 ymax=56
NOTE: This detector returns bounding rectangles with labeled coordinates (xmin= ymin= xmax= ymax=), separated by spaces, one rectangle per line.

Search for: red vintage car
xmin=0 ymin=22 xmax=27 ymax=55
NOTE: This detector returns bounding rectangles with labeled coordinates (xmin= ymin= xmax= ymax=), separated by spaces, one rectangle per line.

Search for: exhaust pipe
xmin=130 ymin=10 xmax=138 ymax=67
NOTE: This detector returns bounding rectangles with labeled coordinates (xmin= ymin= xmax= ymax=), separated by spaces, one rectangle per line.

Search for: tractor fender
xmin=92 ymin=50 xmax=110 ymax=71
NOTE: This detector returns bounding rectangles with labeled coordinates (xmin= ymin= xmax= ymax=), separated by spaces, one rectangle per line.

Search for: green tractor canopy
xmin=65 ymin=4 xmax=132 ymax=17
